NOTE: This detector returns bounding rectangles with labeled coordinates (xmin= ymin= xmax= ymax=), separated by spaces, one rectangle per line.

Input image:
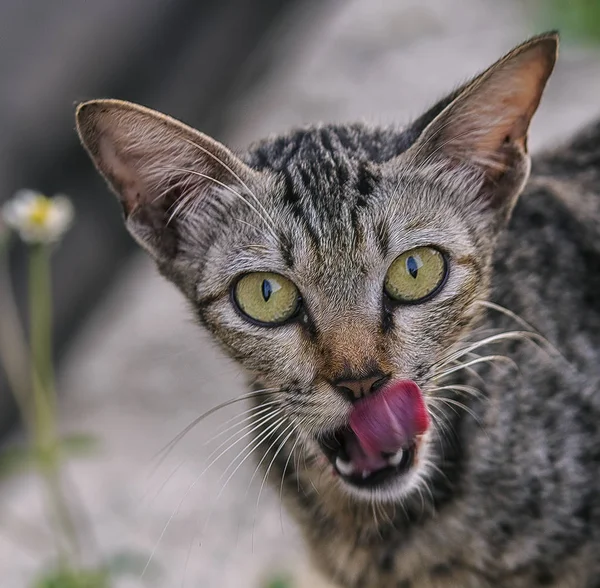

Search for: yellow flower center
xmin=27 ymin=197 xmax=53 ymax=226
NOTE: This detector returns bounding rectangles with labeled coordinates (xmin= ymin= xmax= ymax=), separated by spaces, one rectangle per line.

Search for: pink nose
xmin=334 ymin=375 xmax=389 ymax=401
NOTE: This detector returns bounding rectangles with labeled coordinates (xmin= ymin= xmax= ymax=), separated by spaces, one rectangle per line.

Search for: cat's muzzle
xmin=318 ymin=380 xmax=429 ymax=489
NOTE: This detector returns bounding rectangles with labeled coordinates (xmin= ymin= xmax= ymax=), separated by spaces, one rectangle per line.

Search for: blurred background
xmin=0 ymin=0 xmax=599 ymax=586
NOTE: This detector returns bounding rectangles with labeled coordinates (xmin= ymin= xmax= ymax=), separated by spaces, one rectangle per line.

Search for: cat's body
xmin=254 ymin=121 xmax=600 ymax=588
xmin=76 ymin=33 xmax=600 ymax=587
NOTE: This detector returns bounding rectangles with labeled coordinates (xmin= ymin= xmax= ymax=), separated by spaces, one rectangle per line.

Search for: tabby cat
xmin=76 ymin=32 xmax=600 ymax=587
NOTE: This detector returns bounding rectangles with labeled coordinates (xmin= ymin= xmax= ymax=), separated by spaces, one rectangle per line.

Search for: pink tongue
xmin=347 ymin=380 xmax=429 ymax=469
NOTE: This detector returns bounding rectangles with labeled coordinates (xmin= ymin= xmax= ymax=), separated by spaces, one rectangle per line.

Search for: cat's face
xmin=76 ymin=33 xmax=557 ymax=501
xmin=195 ymin=145 xmax=491 ymax=500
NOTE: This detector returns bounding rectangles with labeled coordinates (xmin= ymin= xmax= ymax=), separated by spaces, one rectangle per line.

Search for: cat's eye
xmin=233 ymin=272 xmax=301 ymax=325
xmin=384 ymin=246 xmax=447 ymax=304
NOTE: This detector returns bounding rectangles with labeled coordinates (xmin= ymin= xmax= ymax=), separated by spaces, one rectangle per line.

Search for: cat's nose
xmin=334 ymin=374 xmax=390 ymax=402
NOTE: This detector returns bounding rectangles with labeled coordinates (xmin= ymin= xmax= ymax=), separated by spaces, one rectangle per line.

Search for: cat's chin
xmin=318 ymin=428 xmax=431 ymax=502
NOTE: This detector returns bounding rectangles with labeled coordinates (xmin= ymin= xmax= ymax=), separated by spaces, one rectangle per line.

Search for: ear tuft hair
xmin=406 ymin=32 xmax=558 ymax=218
xmin=76 ymin=99 xmax=257 ymax=259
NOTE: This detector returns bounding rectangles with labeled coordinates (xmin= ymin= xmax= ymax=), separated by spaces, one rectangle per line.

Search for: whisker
xmin=150 ymin=388 xmax=278 ymax=472
xmin=182 ymin=137 xmax=278 ymax=232
xmin=203 ymin=400 xmax=281 ymax=446
xmin=216 ymin=416 xmax=288 ymax=489
xmin=459 ymin=364 xmax=487 ymax=386
xmin=433 ymin=354 xmax=518 ymax=381
xmin=415 ymin=484 xmax=426 ymax=520
xmin=427 ymin=403 xmax=454 ymax=439
xmin=371 ymin=500 xmax=380 ymax=533
xmin=141 ymin=409 xmax=282 ymax=579
xmin=180 ymin=414 xmax=288 ymax=566
xmin=180 ymin=535 xmax=194 ymax=588
xmin=458 ymin=326 xmax=506 ymax=343
xmin=302 ymin=443 xmax=313 ymax=489
xmin=205 ymin=409 xmax=284 ymax=466
xmin=475 ymin=299 xmax=567 ymax=363
xmin=244 ymin=420 xmax=296 ymax=497
xmin=232 ymin=217 xmax=262 ymax=233
xmin=293 ymin=438 xmax=302 ymax=492
xmin=432 ymin=397 xmax=490 ymax=443
xmin=413 ymin=467 xmax=438 ymax=522
xmin=434 ymin=331 xmax=545 ymax=369
xmin=430 ymin=397 xmax=484 ymax=429
xmin=380 ymin=500 xmax=394 ymax=529
xmin=199 ymin=417 xmax=288 ymax=540
xmin=475 ymin=300 xmax=536 ymax=331
xmin=251 ymin=422 xmax=299 ymax=551
xmin=426 ymin=405 xmax=453 ymax=462
xmin=423 ymin=459 xmax=448 ymax=486
xmin=428 ymin=383 xmax=485 ymax=400
xmin=279 ymin=435 xmax=302 ymax=532
xmin=164 ymin=167 xmax=278 ymax=242
xmin=395 ymin=494 xmax=410 ymax=524
xmin=411 ymin=117 xmax=469 ymax=167
xmin=142 ymin=458 xmax=186 ymax=507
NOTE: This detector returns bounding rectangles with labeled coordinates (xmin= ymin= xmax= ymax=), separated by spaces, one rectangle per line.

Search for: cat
xmin=75 ymin=32 xmax=600 ymax=587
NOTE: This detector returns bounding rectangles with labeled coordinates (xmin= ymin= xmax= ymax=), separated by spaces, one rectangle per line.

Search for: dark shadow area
xmin=0 ymin=0 xmax=302 ymax=438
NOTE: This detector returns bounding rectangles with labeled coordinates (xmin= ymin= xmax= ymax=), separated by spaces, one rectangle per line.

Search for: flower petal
xmin=1 ymin=190 xmax=74 ymax=244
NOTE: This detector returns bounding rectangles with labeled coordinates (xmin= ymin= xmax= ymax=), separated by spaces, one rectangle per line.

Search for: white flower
xmin=2 ymin=190 xmax=74 ymax=244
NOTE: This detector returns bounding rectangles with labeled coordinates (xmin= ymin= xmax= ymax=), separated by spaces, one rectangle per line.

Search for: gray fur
xmin=76 ymin=33 xmax=600 ymax=587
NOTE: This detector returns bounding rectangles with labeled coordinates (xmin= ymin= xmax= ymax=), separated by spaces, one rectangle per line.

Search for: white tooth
xmin=388 ymin=449 xmax=404 ymax=467
xmin=335 ymin=456 xmax=355 ymax=476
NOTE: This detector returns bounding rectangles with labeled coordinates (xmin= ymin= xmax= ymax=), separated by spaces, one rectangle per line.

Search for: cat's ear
xmin=76 ymin=99 xmax=257 ymax=260
xmin=407 ymin=32 xmax=558 ymax=216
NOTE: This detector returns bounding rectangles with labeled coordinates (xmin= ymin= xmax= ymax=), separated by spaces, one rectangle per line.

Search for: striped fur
xmin=74 ymin=34 xmax=600 ymax=587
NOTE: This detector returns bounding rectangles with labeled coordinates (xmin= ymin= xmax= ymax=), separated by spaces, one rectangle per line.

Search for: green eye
xmin=234 ymin=272 xmax=300 ymax=325
xmin=384 ymin=246 xmax=447 ymax=303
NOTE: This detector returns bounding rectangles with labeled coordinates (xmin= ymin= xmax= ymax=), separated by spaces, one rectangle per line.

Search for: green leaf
xmin=0 ymin=445 xmax=37 ymax=478
xmin=538 ymin=0 xmax=600 ymax=44
xmin=106 ymin=550 xmax=161 ymax=579
xmin=33 ymin=568 xmax=109 ymax=588
xmin=59 ymin=433 xmax=99 ymax=458
xmin=263 ymin=575 xmax=293 ymax=588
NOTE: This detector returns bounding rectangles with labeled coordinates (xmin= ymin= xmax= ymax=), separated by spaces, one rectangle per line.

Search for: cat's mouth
xmin=319 ymin=428 xmax=420 ymax=487
xmin=318 ymin=380 xmax=430 ymax=489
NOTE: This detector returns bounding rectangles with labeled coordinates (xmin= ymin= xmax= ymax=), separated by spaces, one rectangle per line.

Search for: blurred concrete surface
xmin=1 ymin=0 xmax=600 ymax=586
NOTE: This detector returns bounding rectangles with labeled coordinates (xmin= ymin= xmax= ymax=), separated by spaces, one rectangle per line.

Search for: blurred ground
xmin=2 ymin=0 xmax=600 ymax=586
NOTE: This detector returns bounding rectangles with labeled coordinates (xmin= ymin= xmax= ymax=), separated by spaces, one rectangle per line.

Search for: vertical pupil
xmin=261 ymin=279 xmax=273 ymax=302
xmin=406 ymin=256 xmax=419 ymax=279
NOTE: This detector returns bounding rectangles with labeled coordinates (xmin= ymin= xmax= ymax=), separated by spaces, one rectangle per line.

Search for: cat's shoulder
xmin=525 ymin=119 xmax=600 ymax=250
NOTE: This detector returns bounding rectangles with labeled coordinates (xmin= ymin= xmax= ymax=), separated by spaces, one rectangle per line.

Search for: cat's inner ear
xmin=76 ymin=99 xmax=257 ymax=260
xmin=409 ymin=33 xmax=557 ymax=192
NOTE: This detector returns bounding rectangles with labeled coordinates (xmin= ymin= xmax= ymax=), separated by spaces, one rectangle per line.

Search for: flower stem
xmin=29 ymin=245 xmax=56 ymax=444
xmin=28 ymin=244 xmax=80 ymax=567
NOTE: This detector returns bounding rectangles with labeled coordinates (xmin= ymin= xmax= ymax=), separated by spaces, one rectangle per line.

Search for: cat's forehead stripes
xmin=245 ymin=124 xmax=412 ymax=269
xmin=246 ymin=123 xmax=411 ymax=171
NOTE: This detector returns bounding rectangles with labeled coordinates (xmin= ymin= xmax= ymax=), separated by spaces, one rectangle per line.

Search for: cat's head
xmin=76 ymin=33 xmax=557 ymax=502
